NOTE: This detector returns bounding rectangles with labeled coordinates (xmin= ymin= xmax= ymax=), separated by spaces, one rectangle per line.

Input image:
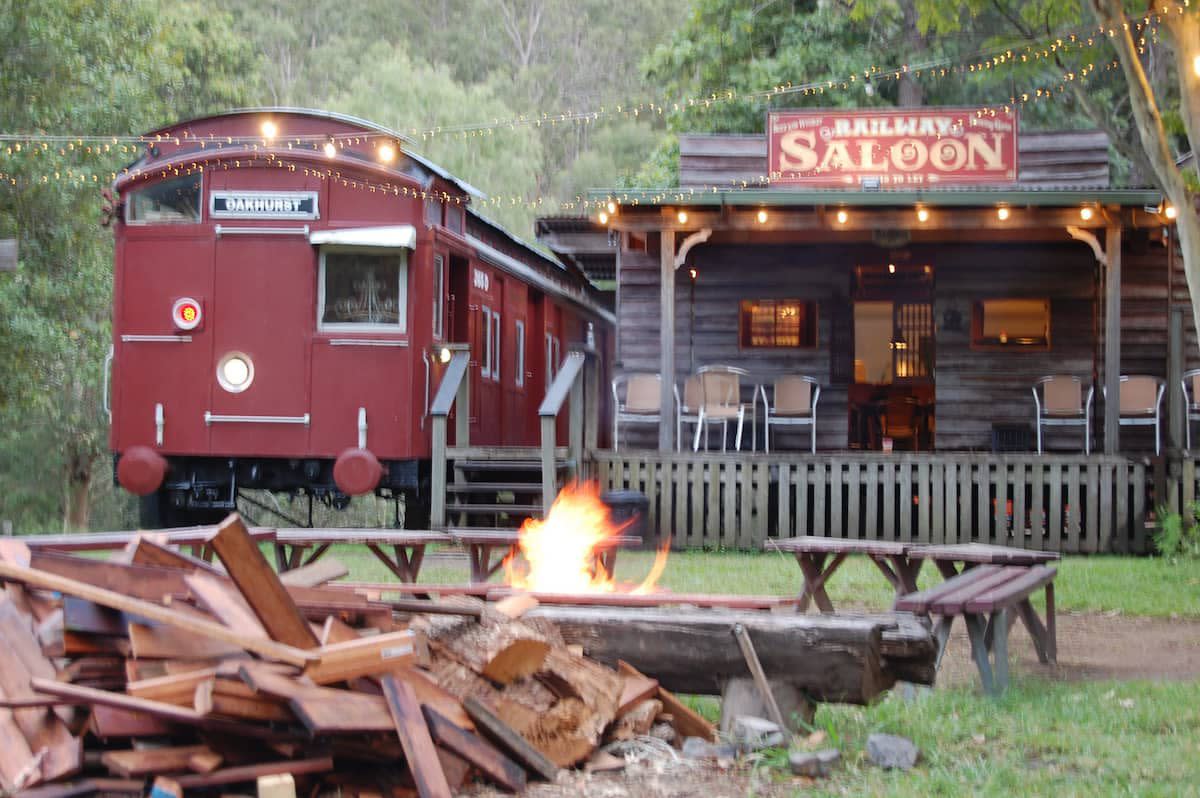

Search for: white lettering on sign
xmin=210 ymin=190 xmax=319 ymax=220
xmin=473 ymin=268 xmax=490 ymax=292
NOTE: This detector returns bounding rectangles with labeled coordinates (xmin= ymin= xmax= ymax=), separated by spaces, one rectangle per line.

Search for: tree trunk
xmin=527 ymin=605 xmax=935 ymax=704
xmin=62 ymin=453 xmax=93 ymax=532
xmin=896 ymin=0 xmax=926 ymax=107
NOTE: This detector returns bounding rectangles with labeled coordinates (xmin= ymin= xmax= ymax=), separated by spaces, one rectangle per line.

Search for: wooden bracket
xmin=1065 ymin=225 xmax=1107 ymax=266
xmin=674 ymin=228 xmax=712 ymax=269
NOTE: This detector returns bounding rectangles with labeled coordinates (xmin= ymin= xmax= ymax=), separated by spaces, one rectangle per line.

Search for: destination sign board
xmin=210 ymin=190 xmax=320 ymax=220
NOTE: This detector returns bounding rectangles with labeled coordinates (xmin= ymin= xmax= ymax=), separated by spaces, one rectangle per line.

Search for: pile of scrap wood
xmin=0 ymin=515 xmax=714 ymax=798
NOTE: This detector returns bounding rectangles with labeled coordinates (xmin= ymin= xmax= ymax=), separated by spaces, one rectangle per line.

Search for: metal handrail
xmin=538 ymin=351 xmax=586 ymax=417
xmin=430 ymin=349 xmax=472 ymax=416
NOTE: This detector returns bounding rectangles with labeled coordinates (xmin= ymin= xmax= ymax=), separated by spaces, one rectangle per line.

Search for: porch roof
xmin=587 ymin=187 xmax=1164 ymax=209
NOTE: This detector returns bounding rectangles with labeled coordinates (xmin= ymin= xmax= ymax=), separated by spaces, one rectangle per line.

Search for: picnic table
xmin=273 ymin=529 xmax=452 ymax=583
xmin=20 ymin=525 xmax=276 ymax=561
xmin=448 ymin=528 xmax=641 ymax=583
xmin=765 ymin=538 xmax=1060 ymax=613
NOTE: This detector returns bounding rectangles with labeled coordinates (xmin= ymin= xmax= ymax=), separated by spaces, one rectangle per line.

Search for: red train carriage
xmin=108 ymin=109 xmax=612 ymax=528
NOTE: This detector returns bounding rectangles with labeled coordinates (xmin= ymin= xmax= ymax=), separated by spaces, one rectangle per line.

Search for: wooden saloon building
xmin=538 ymin=108 xmax=1199 ymax=555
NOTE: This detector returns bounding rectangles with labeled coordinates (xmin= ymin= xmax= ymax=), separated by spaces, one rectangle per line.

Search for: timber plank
xmin=845 ymin=462 xmax=860 ymax=539
xmin=88 ymin=705 xmax=172 ymax=739
xmin=173 ymin=757 xmax=333 ymax=789
xmin=1085 ymin=462 xmax=1100 ymax=553
xmin=129 ymin=537 xmax=223 ymax=575
xmin=1067 ymin=463 xmax=1082 ymax=552
xmin=917 ymin=461 xmax=930 ymax=543
xmin=1115 ymin=461 xmax=1129 ymax=553
xmin=279 ymin=557 xmax=349 ymax=588
xmin=899 ymin=462 xmax=912 ymax=542
xmin=126 ymin=668 xmax=218 ymax=706
xmin=864 ymin=462 xmax=877 ymax=540
xmin=944 ymin=461 xmax=957 ymax=544
xmin=931 ymin=462 xmax=944 ymax=544
xmin=777 ymin=463 xmax=791 ymax=537
xmin=463 ymin=696 xmax=560 ymax=782
xmin=238 ymin=662 xmax=393 ymax=733
xmin=1132 ymin=462 xmax=1147 ymax=553
xmin=753 ymin=460 xmax=769 ymax=545
xmin=127 ymin=623 xmax=244 ymax=661
xmin=881 ymin=462 xmax=895 ymax=541
xmin=184 ymin=573 xmax=268 ymax=640
xmin=797 ymin=462 xmax=810 ymax=537
xmin=301 ymin=631 xmax=417 ymax=685
xmin=422 ymin=705 xmax=526 ymax=793
xmin=100 ymin=745 xmax=211 ymax=778
xmin=27 ymin=551 xmax=187 ymax=602
xmin=829 ymin=458 xmax=842 ymax=540
xmin=193 ymin=678 xmax=294 ymax=722
xmin=208 ymin=515 xmax=319 ymax=650
xmin=615 ymin=661 xmax=715 ymax=743
xmin=1012 ymin=462 xmax=1027 ymax=548
xmin=0 ymin=562 xmax=315 ymax=666
xmin=380 ymin=675 xmax=452 ymax=798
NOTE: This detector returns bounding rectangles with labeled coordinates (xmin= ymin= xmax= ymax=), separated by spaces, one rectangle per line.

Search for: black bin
xmin=601 ymin=490 xmax=651 ymax=549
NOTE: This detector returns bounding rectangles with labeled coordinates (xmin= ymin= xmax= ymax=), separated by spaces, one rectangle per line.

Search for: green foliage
xmin=1153 ymin=502 xmax=1200 ymax=560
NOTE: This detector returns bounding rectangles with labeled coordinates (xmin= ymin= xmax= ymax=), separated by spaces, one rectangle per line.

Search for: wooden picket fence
xmin=590 ymin=451 xmax=1178 ymax=554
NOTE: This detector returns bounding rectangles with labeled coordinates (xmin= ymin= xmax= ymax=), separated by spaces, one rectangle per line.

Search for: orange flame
xmin=503 ymin=481 xmax=668 ymax=594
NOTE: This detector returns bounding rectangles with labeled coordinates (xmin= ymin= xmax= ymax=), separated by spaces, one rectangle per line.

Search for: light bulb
xmin=261 ymin=120 xmax=277 ymax=139
xmin=997 ymin=206 xmax=1010 ymax=221
xmin=1164 ymin=204 xmax=1177 ymax=220
xmin=598 ymin=211 xmax=609 ymax=224
xmin=677 ymin=210 xmax=688 ymax=224
xmin=756 ymin=209 xmax=768 ymax=224
xmin=323 ymin=141 xmax=337 ymax=158
xmin=916 ymin=207 xmax=929 ymax=223
xmin=835 ymin=209 xmax=848 ymax=225
xmin=1080 ymin=206 xmax=1094 ymax=221
xmin=606 ymin=201 xmax=617 ymax=214
xmin=378 ymin=143 xmax=396 ymax=163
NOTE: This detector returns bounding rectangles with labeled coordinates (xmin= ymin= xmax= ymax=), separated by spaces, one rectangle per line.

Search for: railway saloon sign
xmin=767 ymin=108 xmax=1018 ymax=187
xmin=210 ymin=190 xmax=320 ymax=220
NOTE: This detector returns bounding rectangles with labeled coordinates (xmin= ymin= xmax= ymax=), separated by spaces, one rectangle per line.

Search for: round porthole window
xmin=216 ymin=352 xmax=254 ymax=393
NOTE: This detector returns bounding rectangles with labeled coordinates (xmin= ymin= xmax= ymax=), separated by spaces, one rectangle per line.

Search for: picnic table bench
xmin=765 ymin=537 xmax=1059 ymax=613
xmin=20 ymin=525 xmax=276 ymax=561
xmin=273 ymin=529 xmax=452 ymax=583
xmin=895 ymin=563 xmax=1058 ymax=694
xmin=448 ymin=528 xmax=641 ymax=583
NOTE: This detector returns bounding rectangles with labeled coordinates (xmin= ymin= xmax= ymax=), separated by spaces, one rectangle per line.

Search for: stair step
xmin=445 ymin=482 xmax=544 ymax=494
xmin=446 ymin=504 xmax=543 ymax=515
xmin=455 ymin=459 xmax=572 ymax=472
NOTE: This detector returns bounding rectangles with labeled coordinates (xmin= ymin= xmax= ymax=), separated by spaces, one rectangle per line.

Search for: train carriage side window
xmin=318 ymin=248 xmax=408 ymax=332
xmin=491 ymin=310 xmax=502 ymax=382
xmin=432 ymin=254 xmax=445 ymax=339
xmin=126 ymin=173 xmax=202 ymax=224
xmin=481 ymin=306 xmax=495 ymax=380
xmin=515 ymin=320 xmax=526 ymax=388
xmin=545 ymin=333 xmax=561 ymax=390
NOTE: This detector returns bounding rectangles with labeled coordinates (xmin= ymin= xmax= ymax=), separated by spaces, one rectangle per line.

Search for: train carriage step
xmin=455 ymin=459 xmax=573 ymax=473
xmin=445 ymin=482 xmax=545 ymax=494
xmin=444 ymin=503 xmax=544 ymax=515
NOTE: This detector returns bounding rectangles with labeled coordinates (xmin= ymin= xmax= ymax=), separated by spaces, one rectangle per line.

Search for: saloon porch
xmin=531 ymin=121 xmax=1198 ymax=554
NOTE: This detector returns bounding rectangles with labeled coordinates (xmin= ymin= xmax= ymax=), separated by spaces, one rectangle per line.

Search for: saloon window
xmin=318 ymin=249 xmax=407 ymax=332
xmin=126 ymin=173 xmax=202 ymax=224
xmin=972 ymin=298 xmax=1049 ymax=349
xmin=739 ymin=299 xmax=818 ymax=348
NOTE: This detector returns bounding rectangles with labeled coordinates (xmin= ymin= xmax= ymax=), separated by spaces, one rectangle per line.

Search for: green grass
xmin=328 ymin=545 xmax=1200 ymax=618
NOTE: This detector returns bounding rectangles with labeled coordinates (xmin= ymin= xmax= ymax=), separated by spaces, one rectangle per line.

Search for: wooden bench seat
xmin=896 ymin=564 xmax=1057 ymax=694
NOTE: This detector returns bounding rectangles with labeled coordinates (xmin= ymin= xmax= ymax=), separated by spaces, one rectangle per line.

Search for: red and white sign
xmin=767 ymin=108 xmax=1018 ymax=187
xmin=172 ymin=297 xmax=203 ymax=331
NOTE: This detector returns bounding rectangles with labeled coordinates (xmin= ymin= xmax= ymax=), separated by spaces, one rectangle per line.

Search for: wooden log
xmin=421 ymin=706 xmax=526 ymax=793
xmin=380 ymin=676 xmax=452 ymax=798
xmin=527 ymin=605 xmax=917 ymax=703
xmin=208 ymin=515 xmax=319 ymax=650
xmin=608 ymin=698 xmax=661 ymax=741
xmin=463 ymin=696 xmax=560 ymax=782
xmin=0 ymin=561 xmax=316 ymax=666
xmin=417 ymin=615 xmax=550 ymax=684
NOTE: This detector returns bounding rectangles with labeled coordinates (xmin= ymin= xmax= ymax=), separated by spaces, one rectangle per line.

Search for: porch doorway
xmin=850 ymin=262 xmax=935 ymax=450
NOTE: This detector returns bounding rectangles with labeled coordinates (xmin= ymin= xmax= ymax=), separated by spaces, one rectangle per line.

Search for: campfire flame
xmin=503 ymin=481 xmax=668 ymax=594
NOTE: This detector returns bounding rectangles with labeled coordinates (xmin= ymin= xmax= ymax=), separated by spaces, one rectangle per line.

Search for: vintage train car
xmin=108 ymin=108 xmax=612 ymax=527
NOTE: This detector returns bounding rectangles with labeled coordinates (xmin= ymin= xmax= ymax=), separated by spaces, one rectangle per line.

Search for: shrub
xmin=1154 ymin=501 xmax=1200 ymax=560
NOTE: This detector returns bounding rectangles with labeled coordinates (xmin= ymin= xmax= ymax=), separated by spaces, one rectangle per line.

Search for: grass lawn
xmin=329 ymin=545 xmax=1200 ymax=618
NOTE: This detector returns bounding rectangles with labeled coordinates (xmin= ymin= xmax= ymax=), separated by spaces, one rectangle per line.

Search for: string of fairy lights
xmin=0 ymin=3 xmax=1188 ymax=215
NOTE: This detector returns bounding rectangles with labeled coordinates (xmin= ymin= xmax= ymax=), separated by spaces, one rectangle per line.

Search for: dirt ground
xmin=464 ymin=609 xmax=1200 ymax=798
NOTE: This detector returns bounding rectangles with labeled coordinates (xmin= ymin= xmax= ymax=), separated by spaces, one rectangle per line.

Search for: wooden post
xmin=431 ymin=416 xmax=447 ymax=528
xmin=1167 ymin=305 xmax=1186 ymax=516
xmin=541 ymin=416 xmax=557 ymax=514
xmin=659 ymin=230 xmax=676 ymax=452
xmin=583 ymin=353 xmax=599 ymax=471
xmin=455 ymin=367 xmax=470 ymax=448
xmin=1103 ymin=225 xmax=1122 ymax=455
xmin=569 ymin=362 xmax=584 ymax=481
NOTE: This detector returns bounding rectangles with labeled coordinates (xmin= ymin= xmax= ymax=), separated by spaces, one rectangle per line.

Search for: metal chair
xmin=1181 ymin=369 xmax=1200 ymax=450
xmin=611 ymin=373 xmax=661 ymax=451
xmin=1104 ymin=375 xmax=1165 ymax=455
xmin=674 ymin=366 xmax=748 ymax=452
xmin=761 ymin=376 xmax=820 ymax=453
xmin=1033 ymin=375 xmax=1093 ymax=454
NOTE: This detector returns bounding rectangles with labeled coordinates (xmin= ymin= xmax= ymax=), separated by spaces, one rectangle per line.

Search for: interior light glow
xmin=1164 ymin=204 xmax=1178 ymax=220
xmin=997 ymin=206 xmax=1010 ymax=221
xmin=757 ymin=209 xmax=769 ymax=224
xmin=888 ymin=263 xmax=896 ymax=274
xmin=677 ymin=210 xmax=688 ymax=224
xmin=835 ymin=209 xmax=849 ymax=225
xmin=916 ymin=207 xmax=930 ymax=223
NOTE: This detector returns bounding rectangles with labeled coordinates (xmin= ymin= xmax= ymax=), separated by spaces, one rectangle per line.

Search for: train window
xmin=432 ymin=254 xmax=445 ymax=339
xmin=318 ymin=249 xmax=407 ymax=332
xmin=481 ymin=306 xmax=501 ymax=381
xmin=515 ymin=320 xmax=526 ymax=388
xmin=545 ymin=333 xmax=561 ymax=389
xmin=126 ymin=173 xmax=202 ymax=224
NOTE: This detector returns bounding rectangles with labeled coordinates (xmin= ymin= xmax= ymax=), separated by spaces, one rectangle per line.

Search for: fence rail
xmin=592 ymin=451 xmax=1179 ymax=554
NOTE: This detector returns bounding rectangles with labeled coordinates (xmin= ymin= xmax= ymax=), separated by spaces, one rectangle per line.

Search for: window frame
xmin=971 ymin=298 xmax=1051 ymax=351
xmin=515 ymin=319 xmax=526 ymax=388
xmin=432 ymin=253 xmax=445 ymax=340
xmin=316 ymin=245 xmax=409 ymax=334
xmin=491 ymin=308 xmax=501 ymax=381
xmin=124 ymin=173 xmax=203 ymax=225
xmin=738 ymin=298 xmax=819 ymax=350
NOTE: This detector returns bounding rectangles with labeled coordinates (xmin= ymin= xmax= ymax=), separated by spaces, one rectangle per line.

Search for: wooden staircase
xmin=443 ymin=447 xmax=575 ymax=530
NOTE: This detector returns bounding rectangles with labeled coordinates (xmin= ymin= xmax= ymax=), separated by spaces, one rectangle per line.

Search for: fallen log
xmin=527 ymin=605 xmax=934 ymax=704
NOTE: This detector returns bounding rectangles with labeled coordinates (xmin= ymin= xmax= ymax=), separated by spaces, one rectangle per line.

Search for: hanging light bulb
xmin=606 ymin=201 xmax=617 ymax=214
xmin=835 ymin=209 xmax=849 ymax=225
xmin=916 ymin=207 xmax=930 ymax=223
xmin=378 ymin=142 xmax=397 ymax=163
xmin=997 ymin=206 xmax=1010 ymax=221
xmin=598 ymin=211 xmax=609 ymax=224
xmin=756 ymin=209 xmax=769 ymax=224
xmin=260 ymin=120 xmax=278 ymax=139
xmin=1080 ymin=205 xmax=1094 ymax=221
xmin=323 ymin=140 xmax=337 ymax=158
xmin=677 ymin=210 xmax=688 ymax=224
xmin=1164 ymin=204 xmax=1177 ymax=220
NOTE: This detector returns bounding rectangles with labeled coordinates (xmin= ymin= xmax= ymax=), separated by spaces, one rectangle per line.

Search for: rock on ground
xmin=789 ymin=748 xmax=841 ymax=778
xmin=866 ymin=733 xmax=920 ymax=770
